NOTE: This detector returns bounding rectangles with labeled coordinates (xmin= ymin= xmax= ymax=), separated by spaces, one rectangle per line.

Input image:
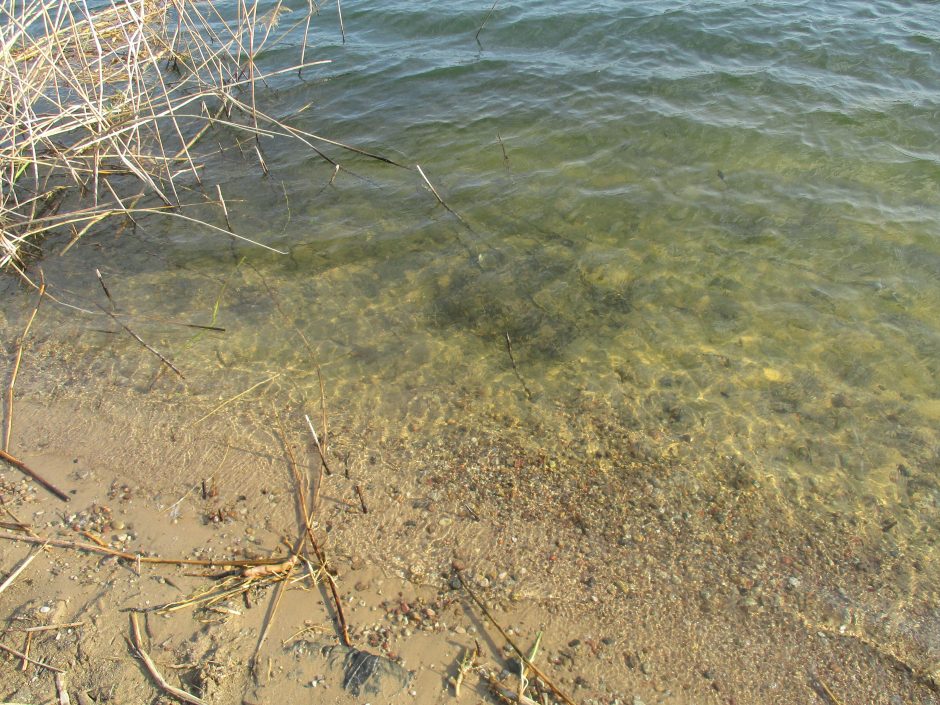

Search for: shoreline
xmin=0 ymin=393 xmax=936 ymax=704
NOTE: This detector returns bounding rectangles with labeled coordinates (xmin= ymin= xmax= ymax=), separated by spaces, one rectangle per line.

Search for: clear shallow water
xmin=5 ymin=0 xmax=940 ymax=678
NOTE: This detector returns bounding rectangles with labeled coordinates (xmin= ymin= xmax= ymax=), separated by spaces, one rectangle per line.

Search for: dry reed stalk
xmin=273 ymin=406 xmax=350 ymax=647
xmin=0 ymin=0 xmax=381 ymax=270
xmin=130 ymin=612 xmax=207 ymax=705
xmin=0 ymin=530 xmax=295 ymax=568
xmin=0 ymin=544 xmax=44 ymax=595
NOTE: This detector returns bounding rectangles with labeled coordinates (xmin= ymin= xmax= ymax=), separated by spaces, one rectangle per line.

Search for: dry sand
xmin=0 ymin=390 xmax=937 ymax=705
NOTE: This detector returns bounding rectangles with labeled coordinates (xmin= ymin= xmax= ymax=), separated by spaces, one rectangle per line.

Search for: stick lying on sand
xmin=0 ymin=448 xmax=70 ymax=502
xmin=130 ymin=612 xmax=207 ymax=705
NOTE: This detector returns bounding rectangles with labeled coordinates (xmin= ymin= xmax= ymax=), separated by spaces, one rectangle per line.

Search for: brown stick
xmin=0 ymin=448 xmax=70 ymax=502
xmin=456 ymin=570 xmax=576 ymax=705
xmin=4 ymin=279 xmax=45 ymax=453
xmin=130 ymin=613 xmax=206 ymax=705
xmin=0 ymin=641 xmax=64 ymax=673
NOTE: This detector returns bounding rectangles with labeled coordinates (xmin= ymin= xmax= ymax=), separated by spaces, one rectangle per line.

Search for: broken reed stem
xmin=130 ymin=613 xmax=207 ymax=705
xmin=0 ymin=448 xmax=70 ymax=502
xmin=497 ymin=130 xmax=510 ymax=169
xmin=456 ymin=570 xmax=577 ymax=705
xmin=475 ymin=0 xmax=500 ymax=41
xmin=215 ymin=184 xmax=233 ymax=231
xmin=0 ymin=641 xmax=64 ymax=673
xmin=0 ymin=531 xmax=294 ymax=568
xmin=98 ymin=306 xmax=185 ymax=381
xmin=55 ymin=672 xmax=70 ymax=705
xmin=336 ymin=0 xmax=346 ymax=43
xmin=0 ymin=544 xmax=44 ymax=595
xmin=304 ymin=414 xmax=332 ymax=476
xmin=4 ymin=279 xmax=44 ymax=454
xmin=415 ymin=163 xmax=469 ymax=228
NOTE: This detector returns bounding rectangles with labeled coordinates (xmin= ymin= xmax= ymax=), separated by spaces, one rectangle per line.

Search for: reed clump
xmin=0 ymin=0 xmax=327 ymax=273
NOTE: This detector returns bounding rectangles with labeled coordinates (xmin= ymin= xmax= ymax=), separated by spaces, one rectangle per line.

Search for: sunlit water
xmin=4 ymin=0 xmax=940 ymax=678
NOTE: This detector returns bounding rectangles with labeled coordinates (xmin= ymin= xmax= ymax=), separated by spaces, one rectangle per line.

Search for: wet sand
xmin=0 ymin=390 xmax=937 ymax=705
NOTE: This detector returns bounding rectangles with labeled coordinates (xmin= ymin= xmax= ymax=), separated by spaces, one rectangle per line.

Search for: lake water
xmin=4 ymin=0 xmax=940 ymax=684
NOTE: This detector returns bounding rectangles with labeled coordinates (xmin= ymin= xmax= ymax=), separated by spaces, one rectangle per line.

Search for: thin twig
xmin=475 ymin=0 xmax=500 ymax=42
xmin=191 ymin=374 xmax=279 ymax=426
xmin=354 ymin=484 xmax=368 ymax=514
xmin=97 ymin=305 xmax=185 ymax=381
xmin=130 ymin=613 xmax=207 ymax=705
xmin=4 ymin=278 xmax=44 ymax=453
xmin=416 ymin=163 xmax=469 ymax=228
xmin=0 ymin=642 xmax=64 ymax=673
xmin=0 ymin=531 xmax=294 ymax=568
xmin=55 ymin=672 xmax=71 ymax=705
xmin=504 ymin=332 xmax=533 ymax=401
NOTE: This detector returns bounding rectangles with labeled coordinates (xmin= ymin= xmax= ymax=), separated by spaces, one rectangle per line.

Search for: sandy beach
xmin=1 ymin=388 xmax=936 ymax=705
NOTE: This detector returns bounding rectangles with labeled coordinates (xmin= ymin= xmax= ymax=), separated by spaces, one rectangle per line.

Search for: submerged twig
xmin=98 ymin=306 xmax=185 ymax=381
xmin=191 ymin=374 xmax=279 ymax=426
xmin=416 ymin=164 xmax=470 ymax=228
xmin=504 ymin=332 xmax=533 ymax=401
xmin=497 ymin=130 xmax=510 ymax=170
xmin=475 ymin=0 xmax=500 ymax=42
xmin=304 ymin=414 xmax=332 ymax=476
xmin=4 ymin=279 xmax=44 ymax=453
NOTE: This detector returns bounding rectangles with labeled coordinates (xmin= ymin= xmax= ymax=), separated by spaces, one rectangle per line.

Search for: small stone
xmin=38 ymin=605 xmax=51 ymax=614
xmin=633 ymin=697 xmax=646 ymax=705
xmin=787 ymin=576 xmax=801 ymax=590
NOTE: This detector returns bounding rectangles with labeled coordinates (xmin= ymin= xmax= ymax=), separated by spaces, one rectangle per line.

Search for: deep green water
xmin=4 ymin=0 xmax=940 ymax=677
